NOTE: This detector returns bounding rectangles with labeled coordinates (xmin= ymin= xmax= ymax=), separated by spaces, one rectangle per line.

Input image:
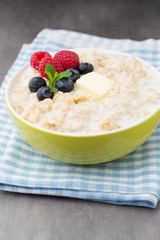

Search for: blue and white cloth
xmin=0 ymin=29 xmax=160 ymax=208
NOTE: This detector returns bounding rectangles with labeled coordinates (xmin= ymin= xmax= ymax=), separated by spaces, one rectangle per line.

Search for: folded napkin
xmin=0 ymin=29 xmax=160 ymax=208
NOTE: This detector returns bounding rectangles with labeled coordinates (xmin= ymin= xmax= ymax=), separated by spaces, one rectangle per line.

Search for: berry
xmin=55 ymin=77 xmax=74 ymax=93
xmin=29 ymin=77 xmax=46 ymax=92
xmin=66 ymin=68 xmax=80 ymax=82
xmin=77 ymin=62 xmax=94 ymax=74
xmin=37 ymin=86 xmax=54 ymax=101
xmin=30 ymin=51 xmax=52 ymax=70
xmin=53 ymin=50 xmax=80 ymax=71
xmin=39 ymin=58 xmax=64 ymax=78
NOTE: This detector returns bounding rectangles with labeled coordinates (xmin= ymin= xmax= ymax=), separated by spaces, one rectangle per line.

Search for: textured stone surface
xmin=0 ymin=191 xmax=160 ymax=240
xmin=1 ymin=0 xmax=160 ymax=239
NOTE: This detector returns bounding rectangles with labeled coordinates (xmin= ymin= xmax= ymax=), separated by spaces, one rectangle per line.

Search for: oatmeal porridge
xmin=11 ymin=49 xmax=160 ymax=134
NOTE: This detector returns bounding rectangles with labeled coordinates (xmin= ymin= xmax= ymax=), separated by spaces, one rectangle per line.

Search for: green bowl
xmin=5 ymin=49 xmax=160 ymax=164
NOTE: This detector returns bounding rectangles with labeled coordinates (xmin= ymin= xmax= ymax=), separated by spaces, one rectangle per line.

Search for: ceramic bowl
xmin=5 ymin=48 xmax=160 ymax=164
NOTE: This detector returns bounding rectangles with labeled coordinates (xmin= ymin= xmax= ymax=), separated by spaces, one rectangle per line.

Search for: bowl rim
xmin=5 ymin=47 xmax=160 ymax=138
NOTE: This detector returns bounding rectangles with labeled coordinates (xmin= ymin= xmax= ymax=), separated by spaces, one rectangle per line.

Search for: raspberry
xmin=53 ymin=50 xmax=80 ymax=71
xmin=30 ymin=51 xmax=52 ymax=70
xmin=39 ymin=57 xmax=64 ymax=78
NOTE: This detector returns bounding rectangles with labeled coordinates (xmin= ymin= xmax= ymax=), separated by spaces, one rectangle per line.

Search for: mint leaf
xmin=49 ymin=86 xmax=58 ymax=93
xmin=55 ymin=71 xmax=72 ymax=82
xmin=44 ymin=65 xmax=73 ymax=95
xmin=54 ymin=71 xmax=59 ymax=81
xmin=44 ymin=64 xmax=55 ymax=87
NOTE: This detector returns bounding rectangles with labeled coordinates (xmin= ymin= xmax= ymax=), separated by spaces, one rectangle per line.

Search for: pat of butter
xmin=76 ymin=72 xmax=113 ymax=98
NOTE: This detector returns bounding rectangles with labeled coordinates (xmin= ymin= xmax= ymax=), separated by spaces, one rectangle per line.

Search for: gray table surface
xmin=1 ymin=0 xmax=160 ymax=239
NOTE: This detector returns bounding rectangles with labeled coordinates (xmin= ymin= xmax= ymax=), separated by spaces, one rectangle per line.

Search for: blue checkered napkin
xmin=0 ymin=29 xmax=160 ymax=208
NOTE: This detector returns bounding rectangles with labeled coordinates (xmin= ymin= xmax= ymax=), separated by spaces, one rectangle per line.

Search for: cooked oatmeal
xmin=11 ymin=49 xmax=160 ymax=134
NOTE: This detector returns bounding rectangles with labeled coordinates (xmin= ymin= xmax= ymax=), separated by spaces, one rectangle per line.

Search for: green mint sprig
xmin=44 ymin=64 xmax=72 ymax=93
